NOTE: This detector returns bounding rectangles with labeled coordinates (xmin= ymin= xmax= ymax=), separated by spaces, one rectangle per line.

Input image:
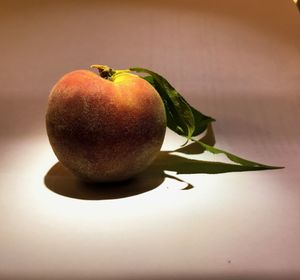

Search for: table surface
xmin=0 ymin=0 xmax=299 ymax=279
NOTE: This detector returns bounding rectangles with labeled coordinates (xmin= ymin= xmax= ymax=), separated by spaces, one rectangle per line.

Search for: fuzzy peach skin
xmin=46 ymin=70 xmax=166 ymax=182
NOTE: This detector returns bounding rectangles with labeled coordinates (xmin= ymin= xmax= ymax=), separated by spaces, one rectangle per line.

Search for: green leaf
xmin=143 ymin=75 xmax=186 ymax=136
xmin=143 ymin=75 xmax=155 ymax=85
xmin=193 ymin=139 xmax=283 ymax=170
xmin=190 ymin=106 xmax=215 ymax=136
xmin=130 ymin=68 xmax=214 ymax=142
xmin=131 ymin=67 xmax=282 ymax=171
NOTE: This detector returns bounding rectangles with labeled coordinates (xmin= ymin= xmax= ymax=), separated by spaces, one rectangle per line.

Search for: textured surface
xmin=0 ymin=0 xmax=299 ymax=279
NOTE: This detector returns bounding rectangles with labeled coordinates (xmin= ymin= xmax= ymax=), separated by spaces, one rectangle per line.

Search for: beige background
xmin=0 ymin=0 xmax=300 ymax=279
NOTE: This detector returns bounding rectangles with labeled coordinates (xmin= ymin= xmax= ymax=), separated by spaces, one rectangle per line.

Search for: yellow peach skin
xmin=46 ymin=69 xmax=166 ymax=182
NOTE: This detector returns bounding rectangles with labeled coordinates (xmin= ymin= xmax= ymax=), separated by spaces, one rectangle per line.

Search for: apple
xmin=46 ymin=65 xmax=166 ymax=182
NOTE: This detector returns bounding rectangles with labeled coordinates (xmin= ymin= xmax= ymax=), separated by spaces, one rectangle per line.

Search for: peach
xmin=46 ymin=67 xmax=166 ymax=182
